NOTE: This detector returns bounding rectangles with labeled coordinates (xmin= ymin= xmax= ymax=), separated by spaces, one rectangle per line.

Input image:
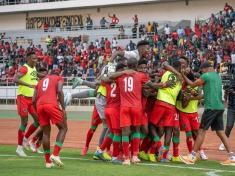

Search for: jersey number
xmin=110 ymin=83 xmax=116 ymax=97
xmin=42 ymin=78 xmax=49 ymax=91
xmin=124 ymin=77 xmax=133 ymax=92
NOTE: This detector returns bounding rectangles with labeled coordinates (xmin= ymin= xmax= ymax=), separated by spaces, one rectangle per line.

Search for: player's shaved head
xmin=127 ymin=58 xmax=138 ymax=69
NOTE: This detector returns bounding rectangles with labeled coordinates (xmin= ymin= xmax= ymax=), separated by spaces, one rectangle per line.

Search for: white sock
xmin=112 ymin=157 xmax=117 ymax=160
xmin=17 ymin=145 xmax=23 ymax=149
xmin=229 ymin=152 xmax=235 ymax=158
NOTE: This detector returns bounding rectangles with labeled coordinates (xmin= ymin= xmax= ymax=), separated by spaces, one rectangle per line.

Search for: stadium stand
xmin=0 ymin=3 xmax=234 ymax=82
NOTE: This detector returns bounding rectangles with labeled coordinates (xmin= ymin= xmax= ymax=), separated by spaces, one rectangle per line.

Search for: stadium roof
xmin=0 ymin=0 xmax=188 ymax=14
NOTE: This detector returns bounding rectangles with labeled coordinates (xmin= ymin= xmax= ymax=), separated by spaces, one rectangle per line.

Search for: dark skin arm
xmin=182 ymin=74 xmax=204 ymax=88
xmin=32 ymin=89 xmax=37 ymax=111
xmin=224 ymin=89 xmax=235 ymax=105
xmin=101 ymin=76 xmax=112 ymax=83
xmin=58 ymin=80 xmax=66 ymax=118
xmin=189 ymin=94 xmax=203 ymax=101
xmin=109 ymin=69 xmax=136 ymax=80
xmin=14 ymin=72 xmax=35 ymax=88
xmin=162 ymin=62 xmax=182 ymax=81
xmin=145 ymin=80 xmax=175 ymax=90
xmin=142 ymin=84 xmax=153 ymax=97
xmin=110 ymin=51 xmax=124 ymax=63
xmin=182 ymin=91 xmax=203 ymax=108
xmin=224 ymin=91 xmax=228 ymax=103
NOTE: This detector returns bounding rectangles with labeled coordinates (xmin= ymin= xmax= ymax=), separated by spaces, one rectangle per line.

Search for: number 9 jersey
xmin=36 ymin=75 xmax=64 ymax=107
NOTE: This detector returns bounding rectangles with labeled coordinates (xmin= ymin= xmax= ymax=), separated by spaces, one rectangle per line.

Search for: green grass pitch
xmin=0 ymin=145 xmax=234 ymax=176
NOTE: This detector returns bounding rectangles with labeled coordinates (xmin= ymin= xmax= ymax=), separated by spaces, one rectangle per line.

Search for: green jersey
xmin=200 ymin=72 xmax=224 ymax=110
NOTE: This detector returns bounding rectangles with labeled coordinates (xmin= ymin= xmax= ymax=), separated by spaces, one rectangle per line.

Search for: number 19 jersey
xmin=36 ymin=75 xmax=64 ymax=107
xmin=117 ymin=72 xmax=149 ymax=108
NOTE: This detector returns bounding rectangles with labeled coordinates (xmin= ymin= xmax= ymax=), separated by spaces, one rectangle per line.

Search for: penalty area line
xmin=0 ymin=154 xmax=234 ymax=173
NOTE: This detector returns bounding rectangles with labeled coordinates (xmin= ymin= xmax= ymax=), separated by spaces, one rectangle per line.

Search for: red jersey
xmin=117 ymin=72 xmax=149 ymax=108
xmin=36 ymin=75 xmax=64 ymax=107
xmin=105 ymin=40 xmax=111 ymax=49
xmin=172 ymin=32 xmax=178 ymax=40
xmin=105 ymin=81 xmax=120 ymax=108
xmin=140 ymin=72 xmax=150 ymax=111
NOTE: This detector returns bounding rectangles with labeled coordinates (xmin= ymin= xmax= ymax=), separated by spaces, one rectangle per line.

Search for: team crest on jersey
xmin=30 ymin=71 xmax=37 ymax=78
xmin=30 ymin=71 xmax=38 ymax=81
xmin=167 ymin=73 xmax=178 ymax=88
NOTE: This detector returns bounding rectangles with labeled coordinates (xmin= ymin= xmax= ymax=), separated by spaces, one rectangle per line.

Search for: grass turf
xmin=0 ymin=145 xmax=234 ymax=176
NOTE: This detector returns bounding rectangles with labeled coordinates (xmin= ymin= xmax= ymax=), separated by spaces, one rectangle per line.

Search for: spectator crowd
xmin=0 ymin=3 xmax=234 ymax=84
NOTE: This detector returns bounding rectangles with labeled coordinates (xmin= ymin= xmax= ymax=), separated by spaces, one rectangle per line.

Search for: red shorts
xmin=141 ymin=112 xmax=148 ymax=126
xmin=17 ymin=95 xmax=36 ymax=118
xmin=105 ymin=107 xmax=120 ymax=130
xmin=120 ymin=107 xmax=142 ymax=127
xmin=90 ymin=105 xmax=102 ymax=127
xmin=158 ymin=111 xmax=179 ymax=127
xmin=150 ymin=102 xmax=178 ymax=127
xmin=37 ymin=104 xmax=63 ymax=127
xmin=178 ymin=111 xmax=200 ymax=131
xmin=145 ymin=98 xmax=156 ymax=119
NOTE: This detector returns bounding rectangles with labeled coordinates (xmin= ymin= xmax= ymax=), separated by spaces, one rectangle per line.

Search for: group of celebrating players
xmin=14 ymin=40 xmax=235 ymax=168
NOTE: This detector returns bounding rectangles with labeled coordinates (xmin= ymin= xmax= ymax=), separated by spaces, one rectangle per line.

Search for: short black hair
xmin=116 ymin=63 xmax=126 ymax=71
xmin=180 ymin=56 xmax=189 ymax=63
xmin=116 ymin=57 xmax=126 ymax=64
xmin=38 ymin=67 xmax=48 ymax=72
xmin=127 ymin=58 xmax=138 ymax=69
xmin=138 ymin=59 xmax=148 ymax=66
xmin=26 ymin=51 xmax=36 ymax=58
xmin=137 ymin=40 xmax=149 ymax=48
xmin=172 ymin=60 xmax=181 ymax=70
xmin=200 ymin=61 xmax=212 ymax=69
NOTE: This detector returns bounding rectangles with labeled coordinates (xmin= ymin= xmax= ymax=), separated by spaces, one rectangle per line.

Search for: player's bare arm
xmin=58 ymin=80 xmax=66 ymax=112
xmin=189 ymin=93 xmax=203 ymax=101
xmin=14 ymin=72 xmax=35 ymax=88
xmin=109 ymin=69 xmax=136 ymax=80
xmin=110 ymin=51 xmax=124 ymax=62
xmin=182 ymin=94 xmax=203 ymax=108
xmin=182 ymin=74 xmax=204 ymax=88
xmin=32 ymin=89 xmax=37 ymax=111
xmin=145 ymin=80 xmax=175 ymax=90
xmin=224 ymin=91 xmax=228 ymax=104
xmin=162 ymin=62 xmax=183 ymax=81
xmin=101 ymin=75 xmax=112 ymax=83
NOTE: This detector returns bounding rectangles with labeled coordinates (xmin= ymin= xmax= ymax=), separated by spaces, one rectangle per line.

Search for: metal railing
xmin=0 ymin=0 xmax=69 ymax=6
xmin=0 ymin=76 xmax=96 ymax=105
xmin=0 ymin=84 xmax=96 ymax=106
xmin=34 ymin=24 xmax=133 ymax=33
xmin=0 ymin=73 xmax=231 ymax=106
xmin=0 ymin=76 xmax=96 ymax=86
xmin=2 ymin=21 xmax=178 ymax=32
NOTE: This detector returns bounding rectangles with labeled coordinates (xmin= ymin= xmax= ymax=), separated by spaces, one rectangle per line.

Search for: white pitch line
xmin=0 ymin=154 xmax=235 ymax=173
xmin=206 ymin=171 xmax=221 ymax=176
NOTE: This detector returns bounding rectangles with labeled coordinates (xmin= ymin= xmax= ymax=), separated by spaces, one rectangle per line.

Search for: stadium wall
xmin=0 ymin=0 xmax=234 ymax=31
